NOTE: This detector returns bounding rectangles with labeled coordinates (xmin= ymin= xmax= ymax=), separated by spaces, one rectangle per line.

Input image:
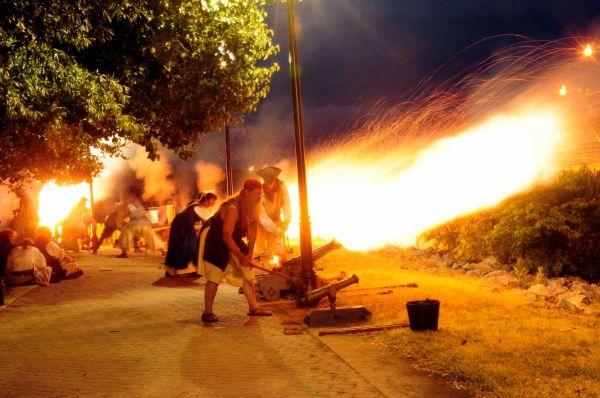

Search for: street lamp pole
xmin=287 ymin=0 xmax=316 ymax=290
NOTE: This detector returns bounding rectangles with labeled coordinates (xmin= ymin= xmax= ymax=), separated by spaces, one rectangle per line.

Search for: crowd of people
xmin=1 ymin=166 xmax=292 ymax=322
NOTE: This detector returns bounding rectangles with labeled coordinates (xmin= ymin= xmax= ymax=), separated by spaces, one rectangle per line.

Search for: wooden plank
xmin=319 ymin=322 xmax=410 ymax=336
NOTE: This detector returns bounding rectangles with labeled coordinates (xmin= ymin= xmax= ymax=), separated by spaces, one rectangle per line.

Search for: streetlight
xmin=287 ymin=0 xmax=317 ymax=291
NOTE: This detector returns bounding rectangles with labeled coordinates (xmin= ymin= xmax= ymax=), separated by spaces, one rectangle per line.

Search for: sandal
xmin=247 ymin=309 xmax=272 ymax=317
xmin=201 ymin=312 xmax=219 ymax=323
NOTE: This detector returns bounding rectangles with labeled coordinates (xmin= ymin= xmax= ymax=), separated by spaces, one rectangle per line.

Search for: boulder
xmin=565 ymin=276 xmax=587 ymax=288
xmin=481 ymin=256 xmax=502 ymax=269
xmin=412 ymin=248 xmax=436 ymax=258
xmin=442 ymin=252 xmax=456 ymax=266
xmin=429 ymin=253 xmax=442 ymax=262
xmin=466 ymin=269 xmax=484 ymax=277
xmin=548 ymin=277 xmax=567 ymax=287
xmin=546 ymin=284 xmax=569 ymax=298
xmin=570 ymin=281 xmax=593 ymax=292
xmin=472 ymin=262 xmax=494 ymax=275
xmin=558 ymin=292 xmax=592 ymax=313
xmin=591 ymin=284 xmax=600 ymax=302
xmin=484 ymin=270 xmax=509 ymax=279
xmin=527 ymin=284 xmax=551 ymax=297
xmin=462 ymin=263 xmax=474 ymax=271
xmin=558 ymin=298 xmax=584 ymax=314
xmin=488 ymin=274 xmax=519 ymax=289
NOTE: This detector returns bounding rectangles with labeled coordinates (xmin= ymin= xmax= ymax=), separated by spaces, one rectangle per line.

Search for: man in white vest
xmin=256 ymin=166 xmax=292 ymax=261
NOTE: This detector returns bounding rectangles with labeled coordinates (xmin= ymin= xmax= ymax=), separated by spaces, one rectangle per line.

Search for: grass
xmin=316 ymin=247 xmax=600 ymax=398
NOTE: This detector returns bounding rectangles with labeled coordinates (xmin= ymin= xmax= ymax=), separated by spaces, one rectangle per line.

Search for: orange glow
xmin=270 ymin=255 xmax=280 ymax=266
xmin=559 ymin=85 xmax=567 ymax=96
xmin=287 ymin=110 xmax=562 ymax=250
xmin=38 ymin=182 xmax=90 ymax=232
xmin=583 ymin=44 xmax=593 ymax=57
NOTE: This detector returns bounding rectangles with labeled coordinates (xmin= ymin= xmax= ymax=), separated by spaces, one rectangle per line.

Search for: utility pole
xmin=88 ymin=177 xmax=97 ymax=248
xmin=287 ymin=0 xmax=316 ymax=290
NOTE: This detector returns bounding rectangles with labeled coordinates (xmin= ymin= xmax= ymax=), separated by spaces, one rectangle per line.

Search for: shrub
xmin=423 ymin=167 xmax=600 ymax=280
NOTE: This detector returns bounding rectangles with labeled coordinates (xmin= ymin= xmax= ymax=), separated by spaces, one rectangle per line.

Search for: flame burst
xmin=281 ymin=37 xmax=600 ymax=250
xmin=287 ymin=110 xmax=561 ymax=250
xmin=38 ymin=182 xmax=90 ymax=232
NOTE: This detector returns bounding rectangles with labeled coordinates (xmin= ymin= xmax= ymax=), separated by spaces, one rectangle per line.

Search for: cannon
xmin=301 ymin=274 xmax=372 ymax=326
xmin=255 ymin=239 xmax=343 ymax=301
xmin=297 ymin=274 xmax=359 ymax=308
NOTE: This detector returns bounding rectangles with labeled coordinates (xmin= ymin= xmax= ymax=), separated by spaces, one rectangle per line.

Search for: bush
xmin=423 ymin=167 xmax=600 ymax=280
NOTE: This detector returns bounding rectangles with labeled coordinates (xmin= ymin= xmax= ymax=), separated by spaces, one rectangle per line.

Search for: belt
xmin=9 ymin=269 xmax=34 ymax=277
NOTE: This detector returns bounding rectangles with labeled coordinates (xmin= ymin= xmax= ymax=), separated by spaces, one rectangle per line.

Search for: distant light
xmin=559 ymin=84 xmax=567 ymax=96
xmin=583 ymin=44 xmax=593 ymax=57
xmin=248 ymin=165 xmax=255 ymax=172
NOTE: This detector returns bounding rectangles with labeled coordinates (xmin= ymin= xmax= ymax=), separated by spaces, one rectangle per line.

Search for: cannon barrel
xmin=298 ymin=274 xmax=359 ymax=307
xmin=281 ymin=239 xmax=342 ymax=269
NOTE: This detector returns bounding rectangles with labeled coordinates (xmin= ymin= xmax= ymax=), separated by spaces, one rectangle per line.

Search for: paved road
xmin=0 ymin=251 xmax=468 ymax=398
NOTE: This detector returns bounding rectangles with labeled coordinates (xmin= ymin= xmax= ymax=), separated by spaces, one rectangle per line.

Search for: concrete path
xmin=0 ymin=251 xmax=469 ymax=398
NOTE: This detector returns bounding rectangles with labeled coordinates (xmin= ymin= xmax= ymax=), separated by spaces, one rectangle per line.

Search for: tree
xmin=0 ymin=0 xmax=279 ymax=187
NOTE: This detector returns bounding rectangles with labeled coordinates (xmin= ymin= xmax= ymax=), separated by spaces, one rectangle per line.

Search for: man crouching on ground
xmin=198 ymin=179 xmax=272 ymax=322
xmin=36 ymin=227 xmax=84 ymax=282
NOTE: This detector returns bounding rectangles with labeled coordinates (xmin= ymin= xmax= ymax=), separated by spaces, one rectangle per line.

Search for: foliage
xmin=0 ymin=0 xmax=279 ymax=187
xmin=424 ymin=167 xmax=600 ymax=280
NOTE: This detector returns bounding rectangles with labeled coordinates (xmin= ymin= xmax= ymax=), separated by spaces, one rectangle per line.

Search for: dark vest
xmin=201 ymin=199 xmax=248 ymax=271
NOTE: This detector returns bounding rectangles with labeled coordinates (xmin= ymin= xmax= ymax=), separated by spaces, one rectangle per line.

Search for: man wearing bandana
xmin=256 ymin=166 xmax=292 ymax=261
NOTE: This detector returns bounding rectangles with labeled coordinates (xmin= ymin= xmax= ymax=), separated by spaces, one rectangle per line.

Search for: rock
xmin=546 ymin=284 xmax=569 ymax=298
xmin=558 ymin=291 xmax=592 ymax=307
xmin=485 ymin=270 xmax=509 ymax=279
xmin=429 ymin=253 xmax=442 ymax=262
xmin=481 ymin=256 xmax=502 ymax=269
xmin=565 ymin=276 xmax=587 ymax=288
xmin=472 ymin=262 xmax=494 ymax=275
xmin=548 ymin=277 xmax=567 ymax=287
xmin=380 ymin=244 xmax=402 ymax=254
xmin=442 ymin=253 xmax=455 ymax=266
xmin=451 ymin=263 xmax=461 ymax=270
xmin=591 ymin=285 xmax=600 ymax=302
xmin=466 ymin=269 xmax=484 ymax=277
xmin=412 ymin=248 xmax=436 ymax=258
xmin=558 ymin=298 xmax=584 ymax=313
xmin=488 ymin=274 xmax=519 ymax=289
xmin=527 ymin=284 xmax=551 ymax=297
xmin=558 ymin=292 xmax=592 ymax=313
xmin=570 ymin=281 xmax=593 ymax=293
xmin=462 ymin=263 xmax=474 ymax=271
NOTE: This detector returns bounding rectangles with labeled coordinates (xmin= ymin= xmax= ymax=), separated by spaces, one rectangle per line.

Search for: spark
xmin=559 ymin=84 xmax=567 ymax=96
xmin=287 ymin=110 xmax=562 ymax=250
xmin=583 ymin=44 xmax=593 ymax=57
xmin=283 ymin=37 xmax=599 ymax=250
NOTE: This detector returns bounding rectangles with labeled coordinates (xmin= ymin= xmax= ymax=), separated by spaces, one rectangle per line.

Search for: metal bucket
xmin=406 ymin=299 xmax=439 ymax=331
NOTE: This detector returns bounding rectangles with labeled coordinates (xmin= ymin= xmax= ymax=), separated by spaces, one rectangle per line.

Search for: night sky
xmin=198 ymin=0 xmax=600 ymax=173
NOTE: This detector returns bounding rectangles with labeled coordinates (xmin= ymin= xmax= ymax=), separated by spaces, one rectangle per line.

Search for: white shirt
xmin=7 ymin=246 xmax=47 ymax=273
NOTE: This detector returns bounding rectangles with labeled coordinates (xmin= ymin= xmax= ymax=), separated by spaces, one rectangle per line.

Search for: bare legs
xmin=204 ymin=279 xmax=258 ymax=315
xmin=203 ymin=280 xmax=219 ymax=315
xmin=241 ymin=279 xmax=259 ymax=311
